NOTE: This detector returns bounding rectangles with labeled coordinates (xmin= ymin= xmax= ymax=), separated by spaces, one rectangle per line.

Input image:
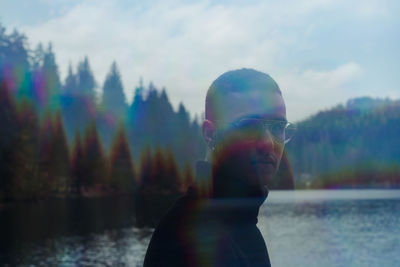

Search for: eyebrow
xmin=240 ymin=114 xmax=287 ymax=122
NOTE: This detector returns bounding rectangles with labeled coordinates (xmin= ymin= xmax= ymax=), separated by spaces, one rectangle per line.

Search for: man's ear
xmin=202 ymin=119 xmax=216 ymax=149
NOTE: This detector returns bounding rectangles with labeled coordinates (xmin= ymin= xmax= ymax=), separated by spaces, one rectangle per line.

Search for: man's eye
xmin=270 ymin=123 xmax=286 ymax=136
xmin=235 ymin=119 xmax=261 ymax=130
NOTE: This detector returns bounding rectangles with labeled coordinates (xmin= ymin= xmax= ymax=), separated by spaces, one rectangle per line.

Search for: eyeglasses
xmin=218 ymin=118 xmax=296 ymax=144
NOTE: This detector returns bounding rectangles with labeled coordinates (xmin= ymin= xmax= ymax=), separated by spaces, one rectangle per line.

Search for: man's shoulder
xmin=156 ymin=192 xmax=194 ymax=228
xmin=143 ymin=192 xmax=198 ymax=267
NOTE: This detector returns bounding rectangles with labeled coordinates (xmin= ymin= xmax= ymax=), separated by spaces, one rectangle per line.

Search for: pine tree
xmin=63 ymin=63 xmax=77 ymax=94
xmin=101 ymin=61 xmax=127 ymax=118
xmin=109 ymin=124 xmax=136 ymax=193
xmin=173 ymin=103 xmax=193 ymax=169
xmin=30 ymin=43 xmax=61 ymax=111
xmin=127 ymin=83 xmax=146 ymax=160
xmin=0 ymin=81 xmax=19 ymax=200
xmin=61 ymin=60 xmax=97 ymax=142
xmin=37 ymin=110 xmax=54 ymax=197
xmin=182 ymin=162 xmax=195 ymax=192
xmin=31 ymin=43 xmax=44 ymax=70
xmin=82 ymin=121 xmax=106 ymax=189
xmin=164 ymin=149 xmax=182 ymax=194
xmin=42 ymin=43 xmax=61 ymax=110
xmin=128 ymin=82 xmax=145 ymax=126
xmin=151 ymin=148 xmax=167 ymax=194
xmin=31 ymin=43 xmax=46 ymax=108
xmin=156 ymin=88 xmax=175 ymax=148
xmin=138 ymin=145 xmax=153 ymax=191
xmin=97 ymin=62 xmax=127 ymax=151
xmin=142 ymin=148 xmax=182 ymax=195
xmin=77 ymin=56 xmax=96 ymax=99
xmin=70 ymin=130 xmax=85 ymax=195
xmin=0 ymin=25 xmax=31 ymax=100
xmin=12 ymin=99 xmax=40 ymax=200
xmin=144 ymin=83 xmax=159 ymax=145
xmin=190 ymin=116 xmax=206 ymax=167
xmin=47 ymin=111 xmax=70 ymax=194
xmin=176 ymin=103 xmax=190 ymax=128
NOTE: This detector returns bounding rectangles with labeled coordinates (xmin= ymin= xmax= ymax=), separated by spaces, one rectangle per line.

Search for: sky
xmin=1 ymin=0 xmax=399 ymax=122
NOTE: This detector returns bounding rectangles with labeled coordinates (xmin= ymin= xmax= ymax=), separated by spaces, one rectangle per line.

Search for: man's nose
xmin=254 ymin=129 xmax=275 ymax=152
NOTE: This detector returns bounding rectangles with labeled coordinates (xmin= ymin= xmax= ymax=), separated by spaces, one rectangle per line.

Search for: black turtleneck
xmin=143 ymin=161 xmax=271 ymax=267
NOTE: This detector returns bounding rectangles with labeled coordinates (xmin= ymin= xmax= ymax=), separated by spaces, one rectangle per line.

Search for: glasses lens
xmin=229 ymin=119 xmax=296 ymax=144
xmin=266 ymin=121 xmax=285 ymax=142
xmin=283 ymin=123 xmax=296 ymax=144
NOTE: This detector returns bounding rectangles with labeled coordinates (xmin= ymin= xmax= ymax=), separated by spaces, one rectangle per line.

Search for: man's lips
xmin=251 ymin=155 xmax=277 ymax=167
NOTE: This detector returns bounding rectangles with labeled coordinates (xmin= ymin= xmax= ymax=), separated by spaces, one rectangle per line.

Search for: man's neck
xmin=194 ymin=160 xmax=268 ymax=202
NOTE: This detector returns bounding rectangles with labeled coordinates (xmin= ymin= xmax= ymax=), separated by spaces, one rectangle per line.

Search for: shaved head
xmin=205 ymin=68 xmax=282 ymax=123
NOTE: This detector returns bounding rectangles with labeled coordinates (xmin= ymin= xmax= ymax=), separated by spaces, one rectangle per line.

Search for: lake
xmin=1 ymin=190 xmax=399 ymax=266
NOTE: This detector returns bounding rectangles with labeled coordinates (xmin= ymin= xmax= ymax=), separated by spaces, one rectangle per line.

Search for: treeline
xmin=0 ymin=81 xmax=199 ymax=202
xmin=287 ymin=97 xmax=400 ymax=189
xmin=2 ymin=23 xmax=399 ymax=199
xmin=0 ymin=24 xmax=293 ymax=203
xmin=0 ymin=24 xmax=203 ymax=202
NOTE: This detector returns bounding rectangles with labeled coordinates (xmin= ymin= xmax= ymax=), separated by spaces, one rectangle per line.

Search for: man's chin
xmin=253 ymin=163 xmax=276 ymax=185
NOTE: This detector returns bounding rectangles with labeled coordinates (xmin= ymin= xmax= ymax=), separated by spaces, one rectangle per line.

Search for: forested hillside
xmin=287 ymin=97 xmax=400 ymax=188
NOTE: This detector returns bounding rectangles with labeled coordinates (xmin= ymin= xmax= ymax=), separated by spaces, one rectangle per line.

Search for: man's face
xmin=209 ymin=89 xmax=286 ymax=187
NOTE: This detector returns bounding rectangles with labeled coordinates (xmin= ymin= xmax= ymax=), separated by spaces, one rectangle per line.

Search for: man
xmin=144 ymin=68 xmax=295 ymax=267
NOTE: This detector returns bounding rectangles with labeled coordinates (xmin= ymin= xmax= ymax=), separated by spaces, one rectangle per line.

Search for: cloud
xmin=20 ymin=0 xmax=287 ymax=115
xmin=17 ymin=0 xmax=394 ymax=121
xmin=355 ymin=0 xmax=389 ymax=18
xmin=278 ymin=62 xmax=363 ymax=121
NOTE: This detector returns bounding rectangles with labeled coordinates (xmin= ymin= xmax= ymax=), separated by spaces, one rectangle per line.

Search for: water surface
xmin=261 ymin=190 xmax=400 ymax=267
xmin=1 ymin=190 xmax=399 ymax=266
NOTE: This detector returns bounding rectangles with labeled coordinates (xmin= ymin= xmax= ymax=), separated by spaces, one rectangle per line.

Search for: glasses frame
xmin=214 ymin=118 xmax=296 ymax=144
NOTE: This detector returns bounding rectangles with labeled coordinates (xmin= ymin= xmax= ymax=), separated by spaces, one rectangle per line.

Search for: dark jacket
xmin=143 ymin=161 xmax=271 ymax=267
